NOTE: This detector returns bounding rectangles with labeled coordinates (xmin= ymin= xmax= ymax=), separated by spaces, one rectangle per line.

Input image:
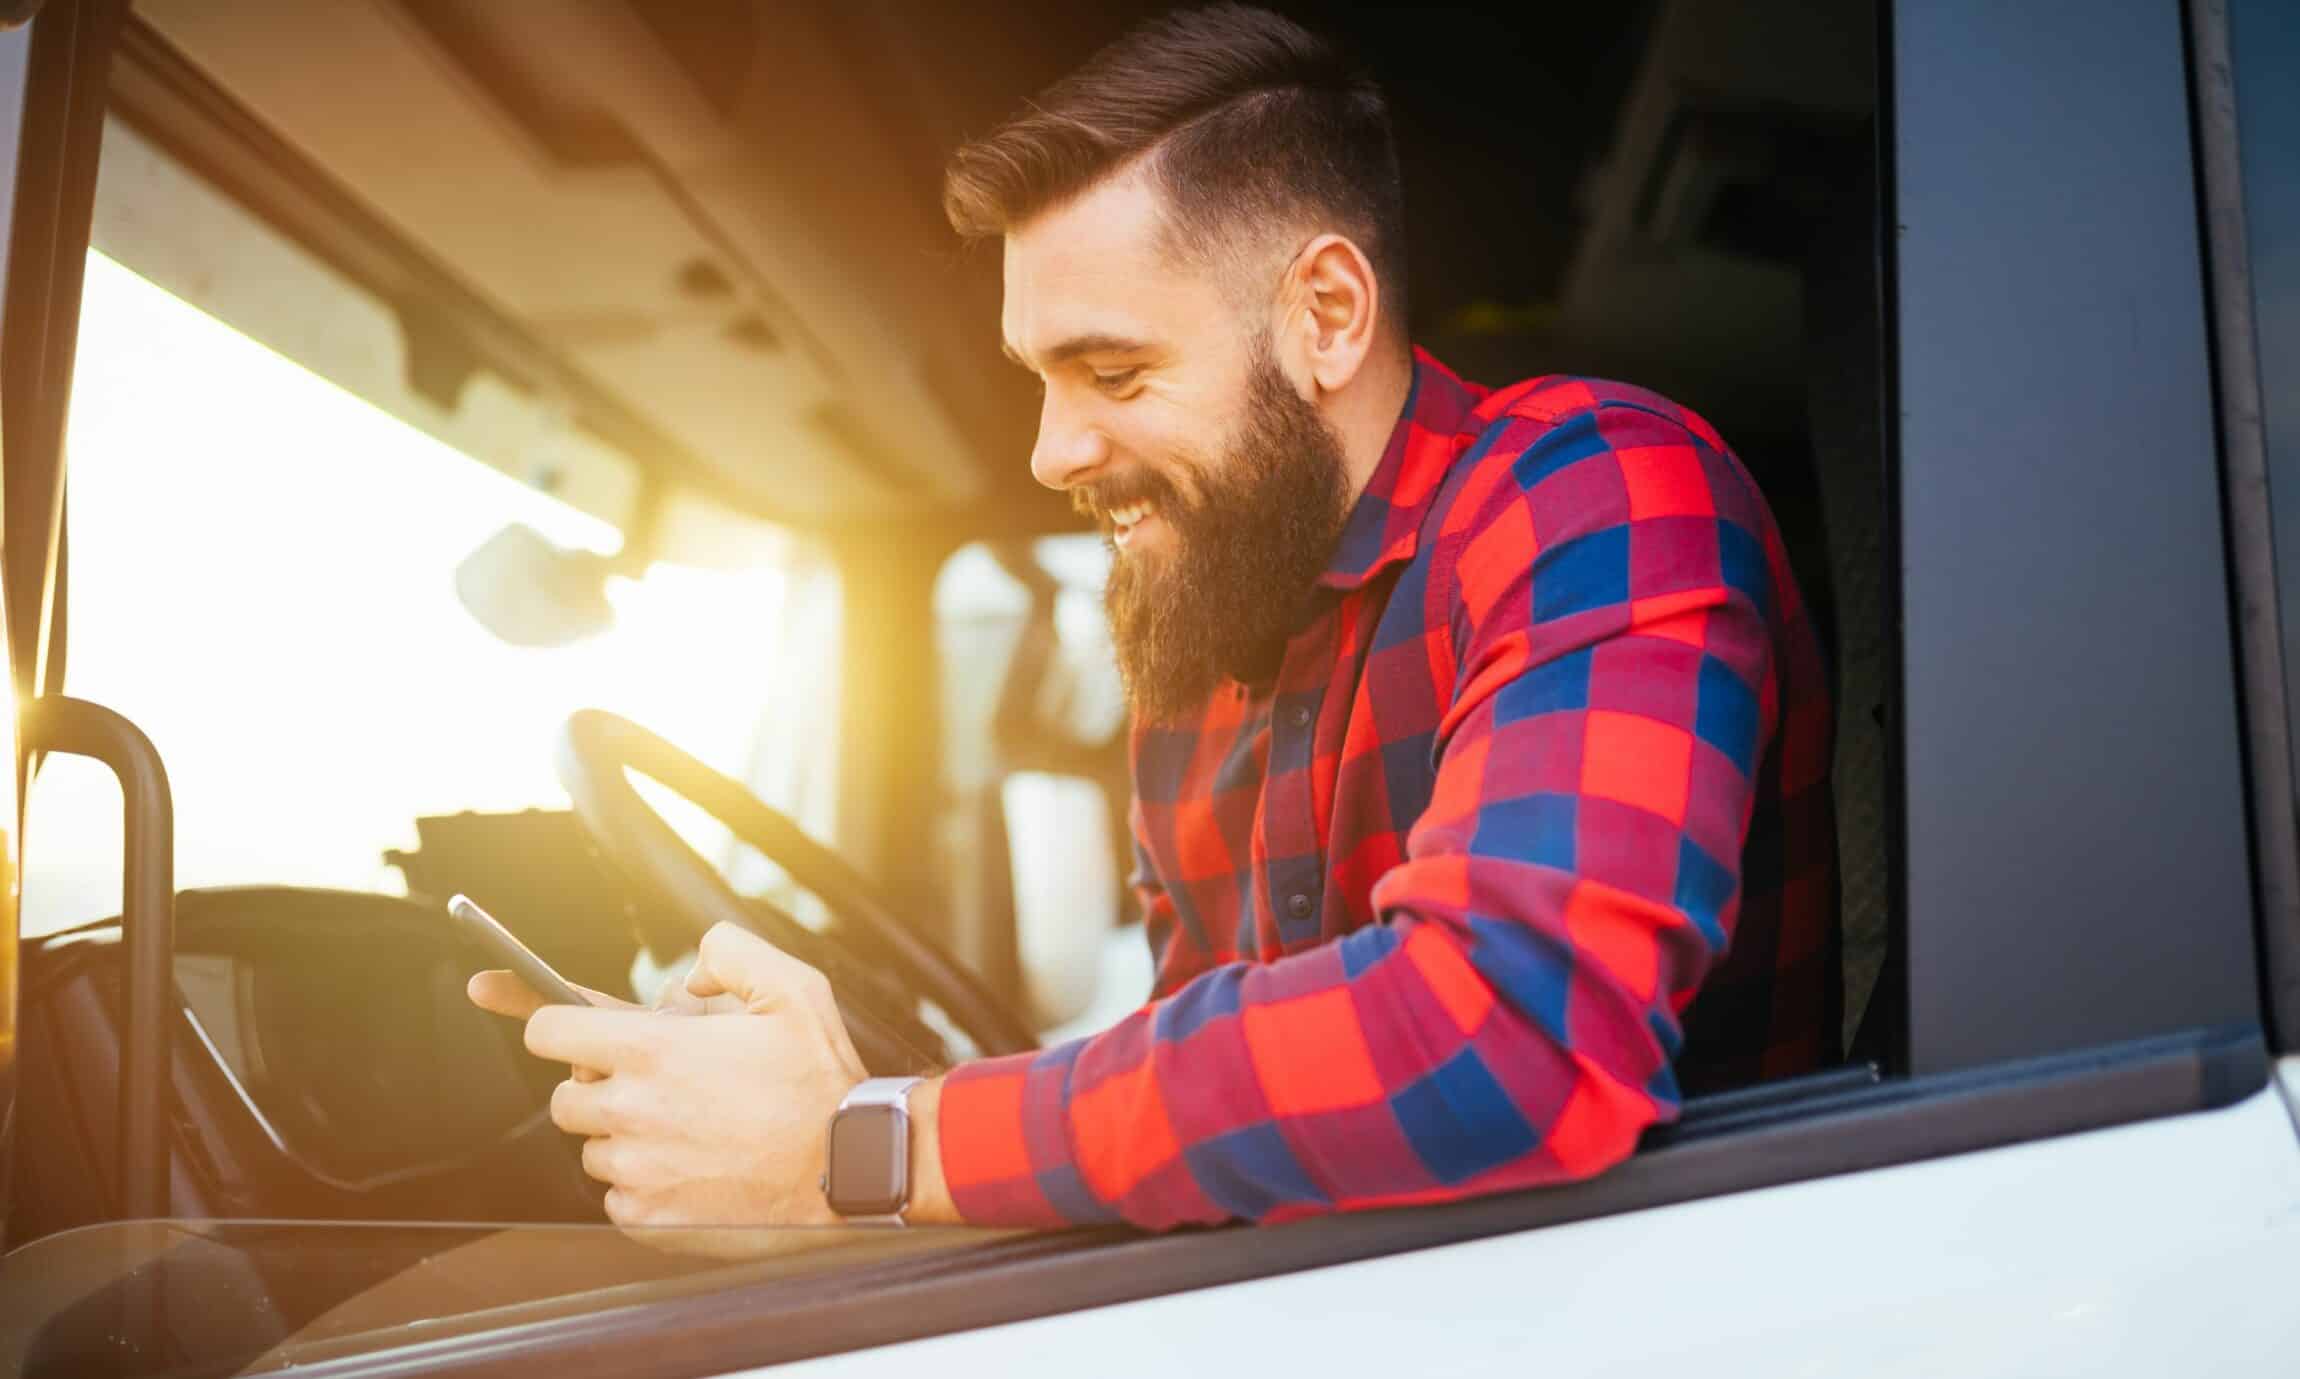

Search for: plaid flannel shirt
xmin=940 ymin=348 xmax=1837 ymax=1229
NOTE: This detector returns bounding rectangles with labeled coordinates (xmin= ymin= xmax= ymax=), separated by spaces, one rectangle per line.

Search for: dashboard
xmin=11 ymin=887 xmax=607 ymax=1245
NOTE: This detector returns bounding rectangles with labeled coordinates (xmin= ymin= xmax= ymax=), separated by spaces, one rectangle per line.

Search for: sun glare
xmin=21 ymin=253 xmax=824 ymax=936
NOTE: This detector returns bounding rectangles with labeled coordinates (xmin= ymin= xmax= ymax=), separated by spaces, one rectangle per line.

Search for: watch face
xmin=827 ymin=1103 xmax=908 ymax=1217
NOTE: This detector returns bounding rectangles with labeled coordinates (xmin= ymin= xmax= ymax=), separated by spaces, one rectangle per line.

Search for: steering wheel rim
xmin=554 ymin=709 xmax=1039 ymax=1071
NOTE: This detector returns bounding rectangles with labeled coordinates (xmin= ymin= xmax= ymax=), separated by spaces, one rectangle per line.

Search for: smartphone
xmin=447 ymin=893 xmax=595 ymax=1008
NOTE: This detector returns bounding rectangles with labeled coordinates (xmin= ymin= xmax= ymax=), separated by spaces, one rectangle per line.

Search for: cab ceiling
xmin=122 ymin=1 xmax=1866 ymax=536
xmin=133 ymin=0 xmax=1056 ymax=530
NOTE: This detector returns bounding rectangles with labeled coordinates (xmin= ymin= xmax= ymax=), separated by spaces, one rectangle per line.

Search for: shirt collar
xmin=1316 ymin=347 xmax=1489 ymax=592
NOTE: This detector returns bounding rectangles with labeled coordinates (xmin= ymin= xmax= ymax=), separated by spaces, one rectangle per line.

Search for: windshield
xmin=23 ymin=254 xmax=838 ymax=937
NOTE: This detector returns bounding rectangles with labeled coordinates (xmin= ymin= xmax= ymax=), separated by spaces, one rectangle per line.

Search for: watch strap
xmin=838 ymin=1075 xmax=924 ymax=1112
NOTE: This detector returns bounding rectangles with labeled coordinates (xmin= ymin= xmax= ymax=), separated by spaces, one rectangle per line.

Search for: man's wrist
xmin=901 ymin=1075 xmax=961 ymax=1225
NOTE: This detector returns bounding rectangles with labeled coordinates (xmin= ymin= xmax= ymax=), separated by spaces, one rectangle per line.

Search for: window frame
xmin=1889 ymin=0 xmax=2263 ymax=1072
xmin=2196 ymin=0 xmax=2300 ymax=1052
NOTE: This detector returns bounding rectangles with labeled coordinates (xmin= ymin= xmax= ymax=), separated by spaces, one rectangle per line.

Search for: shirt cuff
xmin=936 ymin=1042 xmax=1118 ymax=1228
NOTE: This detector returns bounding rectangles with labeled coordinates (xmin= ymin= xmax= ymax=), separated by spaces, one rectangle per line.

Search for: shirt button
xmin=1289 ymin=705 xmax=1312 ymax=728
xmin=1287 ymin=892 xmax=1314 ymax=920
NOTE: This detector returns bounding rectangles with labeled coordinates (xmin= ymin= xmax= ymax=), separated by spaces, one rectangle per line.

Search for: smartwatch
xmin=824 ymin=1076 xmax=924 ymax=1224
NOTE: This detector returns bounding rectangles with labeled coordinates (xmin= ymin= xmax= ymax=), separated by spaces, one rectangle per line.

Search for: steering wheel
xmin=553 ymin=709 xmax=1039 ymax=1073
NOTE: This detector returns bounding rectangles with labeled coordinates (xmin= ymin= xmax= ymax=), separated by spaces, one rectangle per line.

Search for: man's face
xmin=1002 ymin=170 xmax=1350 ymax=718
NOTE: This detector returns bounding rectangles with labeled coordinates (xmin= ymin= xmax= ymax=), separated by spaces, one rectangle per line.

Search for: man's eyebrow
xmin=1001 ymin=333 xmax=1151 ymax=372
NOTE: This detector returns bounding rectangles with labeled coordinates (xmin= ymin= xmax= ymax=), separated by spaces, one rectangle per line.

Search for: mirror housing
xmin=453 ymin=523 xmax=618 ymax=647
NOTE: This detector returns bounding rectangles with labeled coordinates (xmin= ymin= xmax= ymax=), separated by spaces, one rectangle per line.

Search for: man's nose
xmin=1029 ymin=392 xmax=1108 ymax=492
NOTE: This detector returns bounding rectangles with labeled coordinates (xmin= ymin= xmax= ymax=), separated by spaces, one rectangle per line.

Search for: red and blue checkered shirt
xmin=940 ymin=348 xmax=1837 ymax=1229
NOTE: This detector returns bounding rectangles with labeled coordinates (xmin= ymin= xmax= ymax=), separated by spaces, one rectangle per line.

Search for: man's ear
xmin=1274 ymin=232 xmax=1381 ymax=397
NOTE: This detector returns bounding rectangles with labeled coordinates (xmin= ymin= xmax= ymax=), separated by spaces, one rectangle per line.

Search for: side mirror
xmin=453 ymin=523 xmax=618 ymax=647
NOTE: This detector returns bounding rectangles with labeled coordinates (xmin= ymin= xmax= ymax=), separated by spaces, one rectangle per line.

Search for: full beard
xmin=1093 ymin=347 xmax=1351 ymax=721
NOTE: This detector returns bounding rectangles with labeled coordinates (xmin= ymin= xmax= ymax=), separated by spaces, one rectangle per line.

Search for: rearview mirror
xmin=453 ymin=523 xmax=618 ymax=647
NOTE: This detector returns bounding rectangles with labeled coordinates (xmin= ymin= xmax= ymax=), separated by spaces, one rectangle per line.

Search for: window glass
xmin=25 ymin=253 xmax=839 ymax=936
xmin=933 ymin=538 xmax=1147 ymax=1038
xmin=2230 ymin=0 xmax=2300 ymax=781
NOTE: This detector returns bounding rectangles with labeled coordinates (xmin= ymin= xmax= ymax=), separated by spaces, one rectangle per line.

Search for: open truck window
xmin=17 ymin=0 xmax=1899 ymax=1321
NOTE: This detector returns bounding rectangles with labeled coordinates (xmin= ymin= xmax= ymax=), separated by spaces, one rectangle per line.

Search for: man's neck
xmin=1330 ymin=342 xmax=1418 ymax=508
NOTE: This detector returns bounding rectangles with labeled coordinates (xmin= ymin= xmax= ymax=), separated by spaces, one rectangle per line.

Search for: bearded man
xmin=479 ymin=3 xmax=1838 ymax=1233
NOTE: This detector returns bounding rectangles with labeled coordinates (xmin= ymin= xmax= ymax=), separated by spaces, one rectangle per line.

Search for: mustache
xmin=1071 ymin=470 xmax=1180 ymax=523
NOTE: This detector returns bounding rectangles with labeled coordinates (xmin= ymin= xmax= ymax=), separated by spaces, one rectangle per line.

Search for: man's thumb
xmin=682 ymin=921 xmax=798 ymax=1012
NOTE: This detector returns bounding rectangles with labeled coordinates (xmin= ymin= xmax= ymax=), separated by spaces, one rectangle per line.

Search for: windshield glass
xmin=0 ymin=1219 xmax=1020 ymax=1377
xmin=23 ymin=254 xmax=838 ymax=937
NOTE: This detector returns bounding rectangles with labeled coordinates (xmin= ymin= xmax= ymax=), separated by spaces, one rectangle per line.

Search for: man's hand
xmin=469 ymin=922 xmax=960 ymax=1236
xmin=468 ymin=966 xmax=706 ymax=1085
xmin=465 ymin=972 xmax=639 ymax=1018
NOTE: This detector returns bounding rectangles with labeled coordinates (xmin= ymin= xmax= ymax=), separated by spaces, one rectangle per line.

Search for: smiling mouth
xmin=1108 ymin=501 xmax=1157 ymax=549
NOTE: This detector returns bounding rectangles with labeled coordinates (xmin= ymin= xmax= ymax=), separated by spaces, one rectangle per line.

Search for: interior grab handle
xmin=21 ymin=695 xmax=175 ymax=1221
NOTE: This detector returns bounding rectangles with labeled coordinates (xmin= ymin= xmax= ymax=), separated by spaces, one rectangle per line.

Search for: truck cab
xmin=1 ymin=1 xmax=2297 ymax=1374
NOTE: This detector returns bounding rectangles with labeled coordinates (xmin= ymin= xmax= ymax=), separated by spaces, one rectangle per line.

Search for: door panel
xmin=765 ymin=1077 xmax=2300 ymax=1378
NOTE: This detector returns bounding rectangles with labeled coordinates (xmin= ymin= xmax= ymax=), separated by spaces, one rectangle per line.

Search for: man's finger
xmin=551 ymin=1077 xmax=621 ymax=1138
xmin=685 ymin=922 xmax=832 ymax=1017
xmin=647 ymin=979 xmax=748 ymax=1017
xmin=467 ymin=970 xmax=544 ymax=1019
xmin=580 ymin=1134 xmax=623 ymax=1186
xmin=526 ymin=1004 xmax=660 ymax=1072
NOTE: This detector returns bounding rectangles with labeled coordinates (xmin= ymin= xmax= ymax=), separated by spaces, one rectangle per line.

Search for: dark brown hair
xmin=943 ymin=4 xmax=1407 ymax=328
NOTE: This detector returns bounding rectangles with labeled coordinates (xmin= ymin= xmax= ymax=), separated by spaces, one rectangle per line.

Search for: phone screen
xmin=448 ymin=894 xmax=593 ymax=1007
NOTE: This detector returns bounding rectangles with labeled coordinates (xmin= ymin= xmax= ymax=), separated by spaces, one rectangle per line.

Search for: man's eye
xmin=1091 ymin=367 xmax=1142 ymax=392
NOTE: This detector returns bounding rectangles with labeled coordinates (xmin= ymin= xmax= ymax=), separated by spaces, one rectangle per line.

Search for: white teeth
xmin=1110 ymin=502 xmax=1153 ymax=528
